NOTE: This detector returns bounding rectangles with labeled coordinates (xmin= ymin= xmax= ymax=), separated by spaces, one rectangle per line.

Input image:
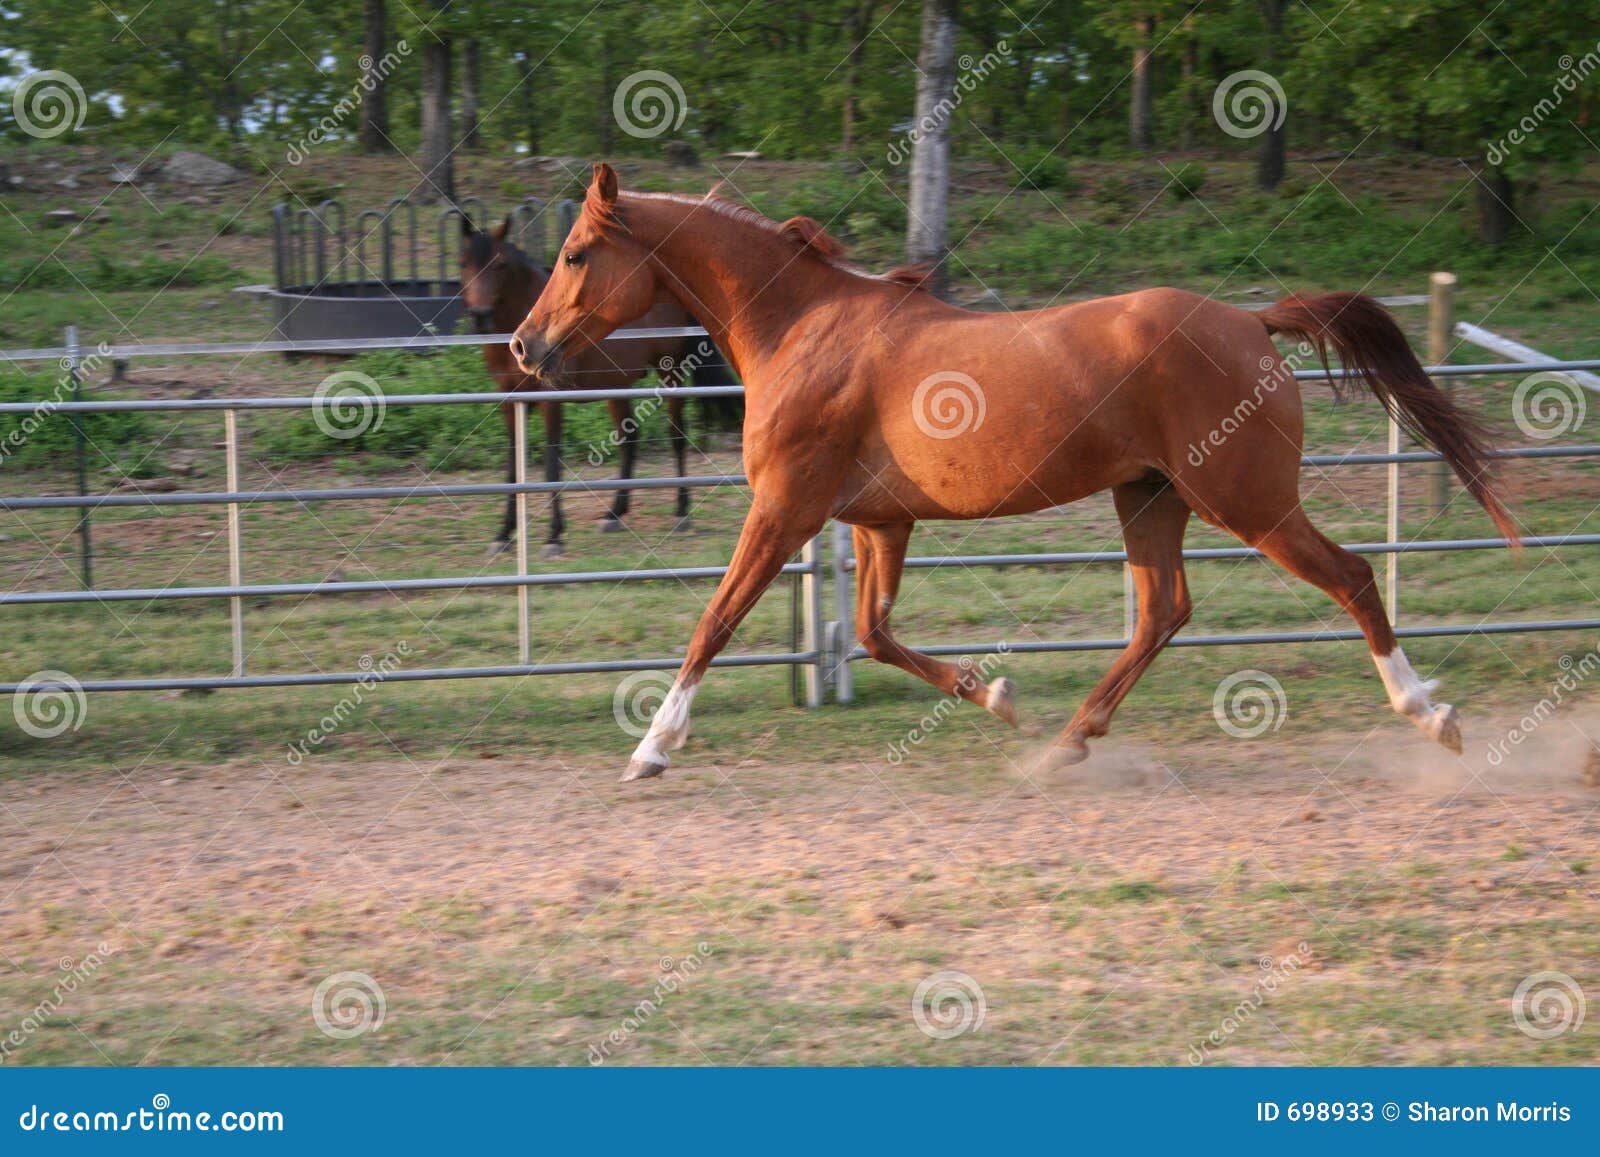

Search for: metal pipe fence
xmin=1 ymin=323 xmax=1596 ymax=702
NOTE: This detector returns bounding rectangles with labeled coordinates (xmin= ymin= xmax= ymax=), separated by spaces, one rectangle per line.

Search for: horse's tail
xmin=1258 ymin=291 xmax=1519 ymax=548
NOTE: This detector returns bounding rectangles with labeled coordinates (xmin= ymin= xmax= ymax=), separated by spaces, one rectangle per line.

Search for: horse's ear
xmin=460 ymin=214 xmax=475 ymax=237
xmin=590 ymin=162 xmax=619 ymax=208
xmin=778 ymin=216 xmax=845 ymax=261
xmin=491 ymin=216 xmax=511 ymax=242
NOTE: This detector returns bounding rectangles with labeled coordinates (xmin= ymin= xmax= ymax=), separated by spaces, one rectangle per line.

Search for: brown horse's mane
xmin=594 ymin=188 xmax=931 ymax=294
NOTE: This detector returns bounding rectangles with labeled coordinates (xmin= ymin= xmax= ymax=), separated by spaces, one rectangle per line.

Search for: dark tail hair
xmin=1259 ymin=291 xmax=1520 ymax=548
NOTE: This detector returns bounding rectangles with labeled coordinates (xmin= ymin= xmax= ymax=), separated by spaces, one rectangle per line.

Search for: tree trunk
xmin=462 ymin=38 xmax=481 ymax=150
xmin=419 ymin=27 xmax=454 ymax=203
xmin=1178 ymin=37 xmax=1197 ymax=150
xmin=359 ymin=0 xmax=392 ymax=151
xmin=840 ymin=2 xmax=874 ymax=155
xmin=1256 ymin=0 xmax=1286 ymax=189
xmin=1130 ymin=15 xmax=1154 ymax=151
xmin=518 ymin=51 xmax=539 ymax=156
xmin=1476 ymin=164 xmax=1517 ymax=245
xmin=907 ymin=0 xmax=958 ymax=297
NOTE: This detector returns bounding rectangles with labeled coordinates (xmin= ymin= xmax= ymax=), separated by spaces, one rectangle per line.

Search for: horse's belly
xmin=834 ymin=441 xmax=1121 ymax=522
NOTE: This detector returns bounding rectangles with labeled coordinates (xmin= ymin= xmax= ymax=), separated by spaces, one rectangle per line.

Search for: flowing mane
xmin=596 ymin=189 xmax=931 ymax=293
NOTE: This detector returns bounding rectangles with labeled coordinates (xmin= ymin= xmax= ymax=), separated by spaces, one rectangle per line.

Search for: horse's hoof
xmin=671 ymin=516 xmax=694 ymax=533
xmin=1033 ymin=738 xmax=1089 ymax=774
xmin=1423 ymin=704 xmax=1462 ymax=754
xmin=600 ymin=518 xmax=625 ymax=533
xmin=540 ymin=542 xmax=566 ymax=560
xmin=985 ymin=677 xmax=1018 ymax=727
xmin=487 ymin=539 xmax=511 ymax=558
xmin=621 ymin=758 xmax=667 ymax=782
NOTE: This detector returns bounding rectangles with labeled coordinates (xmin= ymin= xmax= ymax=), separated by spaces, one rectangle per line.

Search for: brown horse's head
xmin=509 ymin=164 xmax=658 ymax=380
xmin=460 ymin=216 xmax=543 ymax=335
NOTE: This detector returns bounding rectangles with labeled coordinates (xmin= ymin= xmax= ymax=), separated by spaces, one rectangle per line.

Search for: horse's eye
xmin=564 ymin=250 xmax=585 ymax=268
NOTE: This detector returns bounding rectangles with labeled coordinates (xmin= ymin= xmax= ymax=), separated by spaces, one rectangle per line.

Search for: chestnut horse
xmin=460 ymin=216 xmax=706 ymax=555
xmin=511 ymin=164 xmax=1519 ymax=782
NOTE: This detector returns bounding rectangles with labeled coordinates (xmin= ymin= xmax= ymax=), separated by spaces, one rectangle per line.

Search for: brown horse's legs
xmin=538 ymin=399 xmax=566 ymax=556
xmin=1249 ymin=509 xmax=1461 ymax=751
xmin=668 ymin=396 xmax=691 ymax=526
xmin=493 ymin=399 xmax=520 ymax=552
xmin=854 ymin=522 xmax=1016 ymax=723
xmin=1042 ymin=479 xmax=1192 ymax=769
xmin=623 ymin=499 xmax=824 ymax=781
xmin=603 ymin=398 xmax=636 ymax=529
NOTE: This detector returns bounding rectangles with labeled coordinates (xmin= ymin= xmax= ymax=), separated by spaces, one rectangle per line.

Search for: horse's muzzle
xmin=509 ymin=331 xmax=564 ymax=380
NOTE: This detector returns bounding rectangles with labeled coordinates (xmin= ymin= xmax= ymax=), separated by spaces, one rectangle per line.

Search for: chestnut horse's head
xmin=509 ymin=163 xmax=659 ymax=381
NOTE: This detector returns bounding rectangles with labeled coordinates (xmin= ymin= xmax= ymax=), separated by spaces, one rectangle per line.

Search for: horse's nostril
xmin=509 ymin=336 xmax=525 ymax=364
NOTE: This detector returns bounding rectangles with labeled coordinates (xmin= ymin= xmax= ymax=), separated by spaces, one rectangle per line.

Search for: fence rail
xmin=2 ymin=313 xmax=1597 ymax=701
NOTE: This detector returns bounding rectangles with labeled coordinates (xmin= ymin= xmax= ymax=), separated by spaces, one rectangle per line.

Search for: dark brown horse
xmin=511 ymin=165 xmax=1519 ymax=781
xmin=460 ymin=217 xmax=714 ymax=555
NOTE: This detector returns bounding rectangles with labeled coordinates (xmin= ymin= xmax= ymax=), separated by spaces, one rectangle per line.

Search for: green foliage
xmin=1166 ymin=162 xmax=1206 ymax=201
xmin=252 ymin=348 xmax=673 ymax=470
xmin=0 ymin=253 xmax=237 ymax=292
xmin=0 ymin=367 xmax=153 ymax=472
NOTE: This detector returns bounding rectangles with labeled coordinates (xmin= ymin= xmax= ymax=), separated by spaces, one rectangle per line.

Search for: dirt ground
xmin=3 ymin=716 xmax=1598 ymax=1066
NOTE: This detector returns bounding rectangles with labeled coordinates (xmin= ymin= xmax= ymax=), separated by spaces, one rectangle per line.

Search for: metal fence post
xmin=830 ymin=519 xmax=855 ymax=704
xmin=801 ymin=534 xmax=824 ymax=708
xmin=1123 ymin=561 xmax=1136 ymax=640
xmin=513 ymin=401 xmax=530 ymax=664
xmin=65 ymin=326 xmax=92 ymax=589
xmin=224 ymin=409 xmax=245 ymax=676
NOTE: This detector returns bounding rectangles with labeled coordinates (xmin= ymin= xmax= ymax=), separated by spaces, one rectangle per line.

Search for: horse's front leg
xmin=539 ymin=398 xmax=566 ymax=558
xmin=668 ymin=396 xmax=691 ymax=530
xmin=623 ymin=497 xmax=825 ymax=781
xmin=602 ymin=397 xmax=636 ymax=532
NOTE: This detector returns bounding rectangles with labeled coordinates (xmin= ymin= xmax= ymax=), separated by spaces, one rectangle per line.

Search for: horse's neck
xmin=634 ymin=200 xmax=845 ymax=374
xmin=495 ymin=249 xmax=547 ymax=331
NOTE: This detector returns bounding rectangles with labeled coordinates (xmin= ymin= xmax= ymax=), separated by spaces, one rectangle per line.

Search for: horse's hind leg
xmin=1249 ymin=509 xmax=1460 ymax=751
xmin=1038 ymin=478 xmax=1192 ymax=771
xmin=602 ymin=398 xmax=636 ymax=531
xmin=854 ymin=522 xmax=1017 ymax=725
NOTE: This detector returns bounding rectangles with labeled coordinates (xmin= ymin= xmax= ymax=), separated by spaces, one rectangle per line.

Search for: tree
xmin=359 ymin=0 xmax=393 ymax=152
xmin=418 ymin=2 xmax=454 ymax=203
xmin=1256 ymin=0 xmax=1286 ymax=189
xmin=1129 ymin=12 xmax=1155 ymax=150
xmin=906 ymin=0 xmax=959 ymax=295
xmin=461 ymin=38 xmax=482 ymax=150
